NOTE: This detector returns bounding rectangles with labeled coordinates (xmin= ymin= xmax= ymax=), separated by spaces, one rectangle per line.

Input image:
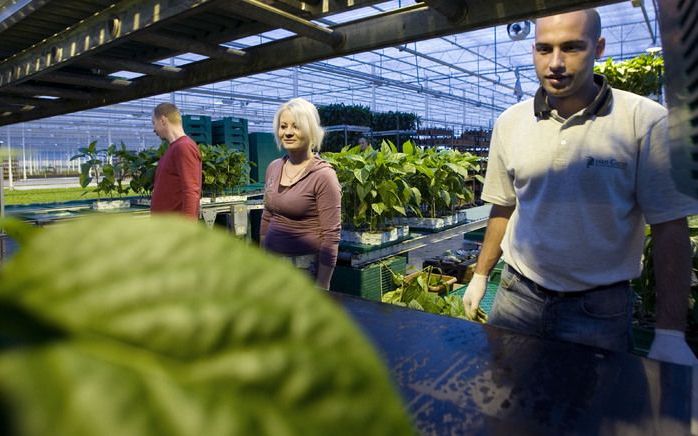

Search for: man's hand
xmin=463 ymin=273 xmax=488 ymax=318
xmin=647 ymin=329 xmax=698 ymax=366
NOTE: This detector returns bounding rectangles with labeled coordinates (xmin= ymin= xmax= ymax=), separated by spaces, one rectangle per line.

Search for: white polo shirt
xmin=482 ymin=76 xmax=698 ymax=291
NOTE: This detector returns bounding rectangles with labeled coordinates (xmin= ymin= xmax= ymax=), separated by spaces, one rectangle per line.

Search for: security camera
xmin=507 ymin=21 xmax=531 ymax=41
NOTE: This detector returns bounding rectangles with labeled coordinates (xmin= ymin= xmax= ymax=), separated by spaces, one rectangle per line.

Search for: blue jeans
xmin=488 ymin=264 xmax=634 ymax=353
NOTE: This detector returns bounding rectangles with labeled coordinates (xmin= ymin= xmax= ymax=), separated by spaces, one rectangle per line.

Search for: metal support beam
xmin=0 ymin=0 xmax=219 ymax=88
xmin=0 ymin=0 xmax=51 ymax=33
xmin=221 ymin=0 xmax=344 ymax=47
xmin=632 ymin=0 xmax=657 ymax=44
xmin=0 ymin=0 xmax=623 ymax=125
xmin=38 ymin=71 xmax=132 ymax=89
xmin=129 ymin=32 xmax=249 ymax=62
xmin=0 ymin=84 xmax=92 ymax=100
xmin=0 ymin=95 xmax=51 ymax=106
xmin=0 ymin=105 xmax=26 ymax=113
xmin=422 ymin=0 xmax=468 ymax=23
xmin=268 ymin=0 xmax=377 ymax=17
xmin=77 ymin=56 xmax=183 ymax=77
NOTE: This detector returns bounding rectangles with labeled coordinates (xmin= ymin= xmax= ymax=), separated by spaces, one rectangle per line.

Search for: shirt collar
xmin=533 ymin=74 xmax=612 ymax=119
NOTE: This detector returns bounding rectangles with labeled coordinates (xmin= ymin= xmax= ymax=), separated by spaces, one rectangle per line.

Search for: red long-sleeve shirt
xmin=151 ymin=136 xmax=202 ymax=219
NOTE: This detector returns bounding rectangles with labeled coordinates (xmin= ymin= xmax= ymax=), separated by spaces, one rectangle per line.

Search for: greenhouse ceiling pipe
xmin=343 ymin=51 xmax=519 ymax=106
xmin=305 ymin=59 xmax=517 ymax=109
xmin=442 ymin=37 xmax=539 ymax=85
xmin=397 ymin=45 xmax=533 ymax=97
xmin=305 ymin=62 xmax=504 ymax=111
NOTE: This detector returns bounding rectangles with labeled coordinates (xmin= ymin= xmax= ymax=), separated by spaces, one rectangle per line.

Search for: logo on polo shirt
xmin=585 ymin=156 xmax=627 ymax=170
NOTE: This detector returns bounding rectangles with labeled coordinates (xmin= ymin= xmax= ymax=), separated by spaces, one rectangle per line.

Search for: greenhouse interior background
xmin=0 ymin=0 xmax=661 ymax=181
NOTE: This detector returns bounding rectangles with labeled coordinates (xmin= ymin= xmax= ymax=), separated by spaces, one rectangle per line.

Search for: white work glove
xmin=463 ymin=273 xmax=488 ymax=318
xmin=647 ymin=329 xmax=698 ymax=366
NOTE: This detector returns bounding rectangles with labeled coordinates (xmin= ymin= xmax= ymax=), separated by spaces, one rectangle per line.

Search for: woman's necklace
xmin=283 ymin=159 xmax=309 ymax=184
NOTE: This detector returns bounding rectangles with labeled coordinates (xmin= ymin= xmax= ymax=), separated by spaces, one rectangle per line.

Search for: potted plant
xmin=199 ymin=144 xmax=251 ymax=203
xmin=395 ymin=143 xmax=481 ymax=230
xmin=71 ymin=141 xmax=132 ymax=210
xmin=403 ymin=266 xmax=457 ymax=295
xmin=323 ymin=140 xmax=418 ymax=245
xmin=381 ymin=265 xmax=486 ymax=322
xmin=119 ymin=141 xmax=168 ymax=205
xmin=594 ymin=53 xmax=664 ymax=99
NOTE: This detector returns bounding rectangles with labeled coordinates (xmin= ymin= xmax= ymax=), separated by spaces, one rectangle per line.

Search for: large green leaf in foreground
xmin=0 ymin=216 xmax=413 ymax=436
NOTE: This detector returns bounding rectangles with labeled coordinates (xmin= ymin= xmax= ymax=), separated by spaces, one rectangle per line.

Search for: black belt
xmin=505 ymin=264 xmax=628 ymax=298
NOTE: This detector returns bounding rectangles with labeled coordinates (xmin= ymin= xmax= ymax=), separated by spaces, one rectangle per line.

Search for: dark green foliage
xmin=323 ymin=140 xmax=481 ymax=230
xmin=71 ymin=141 xmax=133 ymax=199
xmin=381 ymin=266 xmax=486 ymax=322
xmin=317 ymin=104 xmax=419 ymax=152
xmin=632 ymin=217 xmax=698 ymax=334
xmin=594 ymin=53 xmax=664 ymax=97
xmin=323 ymin=140 xmax=420 ymax=231
xmin=198 ymin=144 xmax=251 ymax=198
xmin=120 ymin=142 xmax=168 ymax=195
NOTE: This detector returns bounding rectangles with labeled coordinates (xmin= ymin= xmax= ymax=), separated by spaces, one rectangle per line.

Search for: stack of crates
xmin=212 ymin=117 xmax=249 ymax=152
xmin=249 ymin=132 xmax=284 ymax=184
xmin=330 ymin=256 xmax=407 ymax=301
xmin=182 ymin=115 xmax=212 ymax=144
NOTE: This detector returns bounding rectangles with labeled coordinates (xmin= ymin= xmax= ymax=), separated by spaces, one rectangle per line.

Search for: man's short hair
xmin=586 ymin=9 xmax=602 ymax=41
xmin=535 ymin=8 xmax=602 ymax=41
xmin=153 ymin=103 xmax=182 ymax=125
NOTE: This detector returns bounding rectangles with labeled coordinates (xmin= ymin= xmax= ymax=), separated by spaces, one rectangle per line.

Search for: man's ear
xmin=595 ymin=37 xmax=606 ymax=60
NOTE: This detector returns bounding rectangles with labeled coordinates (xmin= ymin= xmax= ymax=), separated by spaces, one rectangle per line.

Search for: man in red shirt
xmin=150 ymin=103 xmax=202 ymax=219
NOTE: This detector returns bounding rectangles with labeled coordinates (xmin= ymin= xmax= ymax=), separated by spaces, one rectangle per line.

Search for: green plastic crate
xmin=463 ymin=227 xmax=486 ymax=242
xmin=489 ymin=260 xmax=505 ymax=285
xmin=249 ymin=132 xmax=285 ymax=183
xmin=212 ymin=117 xmax=249 ymax=151
xmin=451 ymin=282 xmax=498 ymax=315
xmin=330 ymin=256 xmax=407 ymax=301
xmin=183 ymin=115 xmax=212 ymax=144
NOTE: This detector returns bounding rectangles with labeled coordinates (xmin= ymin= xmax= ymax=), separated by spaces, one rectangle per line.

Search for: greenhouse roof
xmin=0 ymin=0 xmax=660 ymax=152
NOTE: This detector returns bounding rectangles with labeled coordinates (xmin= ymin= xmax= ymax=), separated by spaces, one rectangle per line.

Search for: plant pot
xmin=457 ymin=207 xmax=490 ymax=223
xmin=341 ymin=227 xmax=399 ymax=246
xmin=398 ymin=216 xmax=447 ymax=230
xmin=395 ymin=224 xmax=409 ymax=239
xmin=91 ymin=199 xmax=131 ymax=210
xmin=404 ymin=271 xmax=457 ymax=294
xmin=200 ymin=195 xmax=246 ymax=205
xmin=132 ymin=197 xmax=151 ymax=206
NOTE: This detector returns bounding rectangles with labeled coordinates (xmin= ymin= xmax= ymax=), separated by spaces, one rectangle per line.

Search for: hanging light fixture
xmin=507 ymin=21 xmax=531 ymax=41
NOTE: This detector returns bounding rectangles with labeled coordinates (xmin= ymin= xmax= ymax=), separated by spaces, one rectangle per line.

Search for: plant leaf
xmin=0 ymin=216 xmax=413 ymax=436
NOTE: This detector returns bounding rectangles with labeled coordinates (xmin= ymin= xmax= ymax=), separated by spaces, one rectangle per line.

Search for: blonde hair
xmin=153 ymin=102 xmax=182 ymax=125
xmin=272 ymin=97 xmax=325 ymax=152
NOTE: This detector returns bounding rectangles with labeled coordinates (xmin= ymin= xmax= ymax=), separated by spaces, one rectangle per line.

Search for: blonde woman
xmin=260 ymin=98 xmax=341 ymax=289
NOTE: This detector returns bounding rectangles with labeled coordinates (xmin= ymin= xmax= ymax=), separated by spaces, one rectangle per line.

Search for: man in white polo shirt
xmin=463 ymin=8 xmax=698 ymax=365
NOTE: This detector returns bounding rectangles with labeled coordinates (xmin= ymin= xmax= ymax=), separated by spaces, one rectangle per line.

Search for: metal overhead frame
xmin=397 ymin=44 xmax=534 ymax=98
xmin=0 ymin=0 xmax=622 ymax=126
